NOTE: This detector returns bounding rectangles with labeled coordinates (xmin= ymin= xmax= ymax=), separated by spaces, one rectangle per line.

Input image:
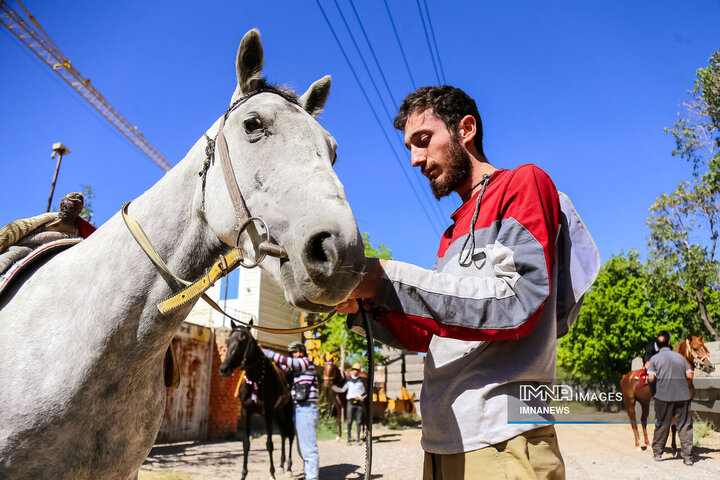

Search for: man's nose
xmin=410 ymin=147 xmax=426 ymax=168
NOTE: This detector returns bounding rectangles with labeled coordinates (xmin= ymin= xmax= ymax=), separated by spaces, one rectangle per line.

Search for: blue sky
xmin=1 ymin=0 xmax=719 ymax=271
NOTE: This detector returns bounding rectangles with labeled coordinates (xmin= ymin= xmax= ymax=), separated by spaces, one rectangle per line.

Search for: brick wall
xmin=207 ymin=327 xmax=241 ymax=439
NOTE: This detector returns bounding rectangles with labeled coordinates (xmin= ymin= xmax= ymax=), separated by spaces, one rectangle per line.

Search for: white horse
xmin=0 ymin=29 xmax=365 ymax=479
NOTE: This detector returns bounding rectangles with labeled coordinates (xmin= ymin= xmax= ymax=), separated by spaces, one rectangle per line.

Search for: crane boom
xmin=0 ymin=0 xmax=172 ymax=172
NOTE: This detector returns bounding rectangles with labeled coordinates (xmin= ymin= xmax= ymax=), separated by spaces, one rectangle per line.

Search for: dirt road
xmin=140 ymin=423 xmax=720 ymax=479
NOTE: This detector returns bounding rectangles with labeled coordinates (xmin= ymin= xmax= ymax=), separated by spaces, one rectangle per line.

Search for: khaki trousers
xmin=423 ymin=425 xmax=565 ymax=480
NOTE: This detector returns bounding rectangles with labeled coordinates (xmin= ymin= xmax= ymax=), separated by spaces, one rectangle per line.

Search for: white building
xmin=185 ymin=267 xmax=303 ymax=351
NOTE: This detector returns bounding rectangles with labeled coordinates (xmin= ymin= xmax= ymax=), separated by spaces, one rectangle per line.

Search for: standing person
xmin=263 ymin=341 xmax=319 ymax=480
xmin=337 ymin=85 xmax=599 ymax=479
xmin=647 ymin=333 xmax=694 ymax=465
xmin=641 ymin=330 xmax=671 ymax=394
xmin=334 ymin=362 xmax=367 ymax=444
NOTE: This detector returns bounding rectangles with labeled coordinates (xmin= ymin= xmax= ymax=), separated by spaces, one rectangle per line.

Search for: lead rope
xmin=457 ymin=174 xmax=492 ymax=267
xmin=357 ymin=300 xmax=374 ymax=480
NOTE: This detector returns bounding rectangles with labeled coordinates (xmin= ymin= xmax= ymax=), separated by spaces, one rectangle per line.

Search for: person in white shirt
xmin=335 ymin=363 xmax=366 ymax=444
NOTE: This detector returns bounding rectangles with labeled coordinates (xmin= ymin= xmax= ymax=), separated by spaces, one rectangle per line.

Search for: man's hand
xmin=336 ymin=257 xmax=387 ymax=314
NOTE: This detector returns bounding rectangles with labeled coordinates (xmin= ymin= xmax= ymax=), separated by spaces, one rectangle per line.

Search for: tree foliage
xmin=557 ymin=251 xmax=688 ymax=389
xmin=80 ymin=185 xmax=95 ymax=223
xmin=310 ymin=233 xmax=392 ymax=369
xmin=648 ymin=50 xmax=720 ymax=339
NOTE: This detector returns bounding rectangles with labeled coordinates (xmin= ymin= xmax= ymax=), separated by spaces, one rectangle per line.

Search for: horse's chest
xmin=2 ymin=368 xmax=166 ymax=479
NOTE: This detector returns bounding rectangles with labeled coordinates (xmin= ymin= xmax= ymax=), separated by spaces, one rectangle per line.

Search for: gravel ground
xmin=140 ymin=423 xmax=720 ymax=479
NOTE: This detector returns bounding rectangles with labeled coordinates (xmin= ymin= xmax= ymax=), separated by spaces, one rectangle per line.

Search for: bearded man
xmin=337 ymin=86 xmax=582 ymax=479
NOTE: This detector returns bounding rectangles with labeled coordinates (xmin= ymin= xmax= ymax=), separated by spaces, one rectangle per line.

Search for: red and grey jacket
xmin=366 ymin=164 xmax=561 ymax=351
xmin=348 ymin=164 xmax=600 ymax=454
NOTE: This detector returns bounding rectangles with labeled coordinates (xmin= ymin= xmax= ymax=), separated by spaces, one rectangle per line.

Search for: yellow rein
xmin=121 ymin=202 xmax=335 ymax=334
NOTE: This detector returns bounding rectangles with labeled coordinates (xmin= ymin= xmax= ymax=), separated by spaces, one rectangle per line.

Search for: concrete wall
xmin=693 ymin=340 xmax=720 ymax=424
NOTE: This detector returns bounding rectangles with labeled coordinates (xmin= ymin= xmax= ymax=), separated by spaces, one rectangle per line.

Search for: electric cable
xmin=316 ymin=0 xmax=444 ymax=237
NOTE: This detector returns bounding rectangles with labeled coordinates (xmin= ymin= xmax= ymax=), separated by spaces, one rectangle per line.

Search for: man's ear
xmin=458 ymin=115 xmax=477 ymax=146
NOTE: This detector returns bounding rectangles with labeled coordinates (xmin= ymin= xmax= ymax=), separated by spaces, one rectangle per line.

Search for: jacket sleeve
xmin=372 ymin=166 xmax=560 ymax=342
xmin=263 ymin=349 xmax=311 ymax=371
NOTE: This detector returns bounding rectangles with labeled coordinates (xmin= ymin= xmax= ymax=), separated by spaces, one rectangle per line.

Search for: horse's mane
xmin=230 ymin=79 xmax=300 ymax=114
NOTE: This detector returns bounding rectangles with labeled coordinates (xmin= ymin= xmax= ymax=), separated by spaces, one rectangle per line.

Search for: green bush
xmin=381 ymin=412 xmax=421 ymax=430
xmin=693 ymin=417 xmax=716 ymax=447
xmin=317 ymin=414 xmax=341 ymax=441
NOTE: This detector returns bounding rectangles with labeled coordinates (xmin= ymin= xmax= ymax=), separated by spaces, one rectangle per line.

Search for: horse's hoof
xmin=636 ymin=446 xmax=642 ymax=452
xmin=335 ymin=436 xmax=341 ymax=442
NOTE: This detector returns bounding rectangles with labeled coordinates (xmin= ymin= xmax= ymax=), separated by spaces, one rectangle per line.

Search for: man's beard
xmin=429 ymin=133 xmax=472 ymax=199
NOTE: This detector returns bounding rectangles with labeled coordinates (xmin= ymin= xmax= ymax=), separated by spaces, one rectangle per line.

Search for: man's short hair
xmin=393 ymin=85 xmax=484 ymax=155
xmin=656 ymin=331 xmax=671 ymax=349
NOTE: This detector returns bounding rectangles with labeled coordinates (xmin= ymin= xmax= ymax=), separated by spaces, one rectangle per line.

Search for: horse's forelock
xmin=230 ymin=80 xmax=300 ymax=110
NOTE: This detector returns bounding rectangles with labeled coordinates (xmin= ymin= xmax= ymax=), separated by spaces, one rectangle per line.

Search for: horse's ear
xmin=700 ymin=333 xmax=705 ymax=341
xmin=300 ymin=76 xmax=331 ymax=118
xmin=236 ymin=29 xmax=264 ymax=95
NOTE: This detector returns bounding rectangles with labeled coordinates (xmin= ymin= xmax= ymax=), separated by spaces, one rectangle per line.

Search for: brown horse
xmin=321 ymin=361 xmax=347 ymax=439
xmin=620 ymin=334 xmax=715 ymax=451
xmin=219 ymin=326 xmax=295 ymax=480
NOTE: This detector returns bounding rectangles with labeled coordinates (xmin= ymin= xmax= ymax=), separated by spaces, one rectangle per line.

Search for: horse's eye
xmin=244 ymin=117 xmax=263 ymax=133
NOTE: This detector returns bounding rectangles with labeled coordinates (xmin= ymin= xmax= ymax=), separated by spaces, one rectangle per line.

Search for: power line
xmin=421 ymin=0 xmax=446 ymax=84
xmin=415 ymin=0 xmax=441 ymax=85
xmin=315 ymin=0 xmax=444 ymax=238
xmin=343 ymin=0 xmax=449 ymax=229
xmin=348 ymin=0 xmax=399 ymax=109
xmin=382 ymin=0 xmax=417 ymax=91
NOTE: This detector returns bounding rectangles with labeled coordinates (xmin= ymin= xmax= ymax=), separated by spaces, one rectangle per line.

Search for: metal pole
xmin=47 ymin=142 xmax=69 ymax=212
xmin=46 ymin=153 xmax=62 ymax=212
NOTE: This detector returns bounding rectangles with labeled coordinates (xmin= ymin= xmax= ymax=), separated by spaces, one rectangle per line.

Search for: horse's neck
xmin=244 ymin=350 xmax=267 ymax=382
xmin=677 ymin=342 xmax=693 ymax=369
xmin=89 ymin=138 xmax=223 ymax=351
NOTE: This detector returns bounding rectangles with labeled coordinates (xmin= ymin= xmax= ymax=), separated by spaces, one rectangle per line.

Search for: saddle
xmin=0 ymin=237 xmax=82 ymax=300
xmin=636 ymin=368 xmax=648 ymax=388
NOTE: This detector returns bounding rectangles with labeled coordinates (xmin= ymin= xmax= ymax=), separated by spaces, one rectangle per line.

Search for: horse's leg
xmin=622 ymin=380 xmax=642 ymax=450
xmin=266 ymin=412 xmax=276 ymax=480
xmin=242 ymin=413 xmax=252 ymax=480
xmin=335 ymin=398 xmax=343 ymax=440
xmin=639 ymin=392 xmax=651 ymax=449
xmin=279 ymin=430 xmax=286 ymax=473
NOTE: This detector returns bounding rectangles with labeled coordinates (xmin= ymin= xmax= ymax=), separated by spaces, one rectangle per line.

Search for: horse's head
xmin=322 ymin=361 xmax=341 ymax=387
xmin=685 ymin=334 xmax=715 ymax=374
xmin=219 ymin=326 xmax=257 ymax=377
xmin=203 ymin=30 xmax=364 ymax=312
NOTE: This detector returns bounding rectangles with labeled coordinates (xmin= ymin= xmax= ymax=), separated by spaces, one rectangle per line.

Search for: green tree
xmin=312 ymin=233 xmax=392 ymax=369
xmin=80 ymin=185 xmax=95 ymax=223
xmin=557 ymin=251 xmax=687 ymax=390
xmin=647 ymin=50 xmax=720 ymax=339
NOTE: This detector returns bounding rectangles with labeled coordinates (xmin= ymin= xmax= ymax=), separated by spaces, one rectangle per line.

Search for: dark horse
xmin=620 ymin=334 xmax=715 ymax=452
xmin=220 ymin=326 xmax=295 ymax=480
xmin=321 ymin=361 xmax=346 ymax=439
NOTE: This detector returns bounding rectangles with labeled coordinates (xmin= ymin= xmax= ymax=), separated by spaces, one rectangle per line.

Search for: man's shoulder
xmin=506 ymin=164 xmax=553 ymax=183
xmin=655 ymin=349 xmax=687 ymax=364
xmin=499 ymin=164 xmax=558 ymax=198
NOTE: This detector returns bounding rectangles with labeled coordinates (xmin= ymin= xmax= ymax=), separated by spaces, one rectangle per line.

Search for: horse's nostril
xmin=302 ymin=231 xmax=341 ymax=282
xmin=306 ymin=231 xmax=331 ymax=263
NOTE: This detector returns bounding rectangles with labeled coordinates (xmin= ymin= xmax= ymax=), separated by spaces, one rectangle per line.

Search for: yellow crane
xmin=0 ymin=0 xmax=171 ymax=172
